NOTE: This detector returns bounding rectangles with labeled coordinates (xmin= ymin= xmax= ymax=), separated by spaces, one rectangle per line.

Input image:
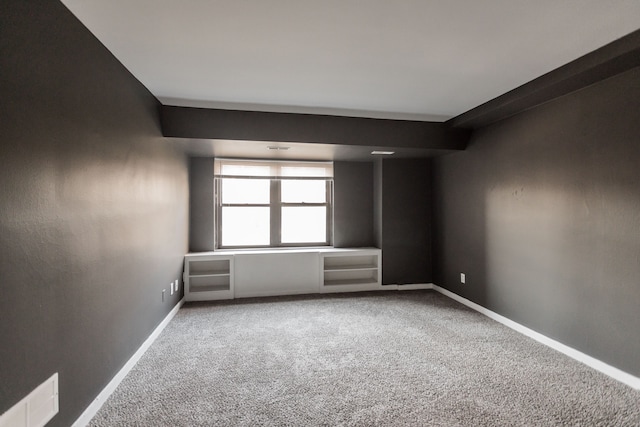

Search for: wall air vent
xmin=0 ymin=373 xmax=59 ymax=427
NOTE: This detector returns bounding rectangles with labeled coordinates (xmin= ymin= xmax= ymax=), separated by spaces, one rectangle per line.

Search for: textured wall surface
xmin=0 ymin=1 xmax=188 ymax=425
xmin=433 ymin=67 xmax=640 ymax=376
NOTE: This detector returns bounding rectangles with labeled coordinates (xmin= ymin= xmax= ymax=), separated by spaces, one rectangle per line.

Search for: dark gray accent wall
xmin=433 ymin=67 xmax=640 ymax=376
xmin=373 ymin=160 xmax=384 ymax=250
xmin=189 ymin=158 xmax=215 ymax=251
xmin=333 ymin=162 xmax=375 ymax=247
xmin=0 ymin=2 xmax=188 ymax=425
xmin=376 ymin=159 xmax=433 ymax=285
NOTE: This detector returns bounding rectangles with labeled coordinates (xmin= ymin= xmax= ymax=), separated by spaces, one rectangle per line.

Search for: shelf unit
xmin=184 ymin=253 xmax=234 ymax=301
xmin=320 ymin=249 xmax=381 ymax=293
xmin=183 ymin=248 xmax=382 ymax=302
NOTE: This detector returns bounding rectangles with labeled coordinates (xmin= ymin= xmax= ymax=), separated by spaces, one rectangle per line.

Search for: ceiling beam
xmin=449 ymin=29 xmax=640 ymax=130
xmin=161 ymin=106 xmax=469 ymax=153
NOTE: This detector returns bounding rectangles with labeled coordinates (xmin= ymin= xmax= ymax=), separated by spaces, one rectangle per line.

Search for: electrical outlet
xmin=460 ymin=273 xmax=466 ymax=284
xmin=174 ymin=279 xmax=179 ymax=292
xmin=170 ymin=282 xmax=174 ymax=295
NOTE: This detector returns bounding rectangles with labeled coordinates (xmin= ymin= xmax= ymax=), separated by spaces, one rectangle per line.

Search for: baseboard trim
xmin=72 ymin=298 xmax=185 ymax=427
xmin=397 ymin=283 xmax=433 ymax=290
xmin=431 ymin=285 xmax=640 ymax=390
xmin=381 ymin=283 xmax=433 ymax=291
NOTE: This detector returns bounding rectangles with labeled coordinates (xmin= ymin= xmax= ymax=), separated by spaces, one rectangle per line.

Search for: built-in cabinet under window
xmin=184 ymin=248 xmax=381 ymax=301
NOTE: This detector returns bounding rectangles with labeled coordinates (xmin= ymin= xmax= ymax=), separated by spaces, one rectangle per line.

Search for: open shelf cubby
xmin=320 ymin=249 xmax=381 ymax=292
xmin=188 ymin=259 xmax=230 ymax=276
xmin=184 ymin=254 xmax=234 ymax=301
xmin=188 ymin=275 xmax=230 ymax=292
xmin=323 ymin=254 xmax=378 ymax=271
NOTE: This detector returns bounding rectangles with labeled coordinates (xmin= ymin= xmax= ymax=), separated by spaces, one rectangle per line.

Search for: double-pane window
xmin=215 ymin=159 xmax=333 ymax=248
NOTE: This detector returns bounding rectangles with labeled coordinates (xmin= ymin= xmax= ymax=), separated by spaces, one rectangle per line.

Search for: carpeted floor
xmin=89 ymin=290 xmax=639 ymax=426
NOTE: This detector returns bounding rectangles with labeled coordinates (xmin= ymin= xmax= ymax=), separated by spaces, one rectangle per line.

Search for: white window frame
xmin=214 ymin=159 xmax=333 ymax=249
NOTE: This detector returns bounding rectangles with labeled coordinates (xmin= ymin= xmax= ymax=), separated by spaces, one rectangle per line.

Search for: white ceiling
xmin=61 ymin=0 xmax=640 ymax=122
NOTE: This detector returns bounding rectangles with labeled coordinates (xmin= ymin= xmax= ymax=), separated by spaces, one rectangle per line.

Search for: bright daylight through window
xmin=214 ymin=159 xmax=333 ymax=248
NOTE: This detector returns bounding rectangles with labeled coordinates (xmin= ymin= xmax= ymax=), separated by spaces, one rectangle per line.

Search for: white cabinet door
xmin=234 ymin=252 xmax=320 ymax=298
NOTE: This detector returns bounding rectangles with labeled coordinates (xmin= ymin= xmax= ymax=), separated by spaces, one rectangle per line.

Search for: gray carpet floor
xmin=89 ymin=290 xmax=640 ymax=426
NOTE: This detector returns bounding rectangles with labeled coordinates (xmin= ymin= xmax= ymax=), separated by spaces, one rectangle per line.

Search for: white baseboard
xmin=380 ymin=283 xmax=433 ymax=291
xmin=72 ymin=298 xmax=185 ymax=427
xmin=397 ymin=283 xmax=433 ymax=290
xmin=431 ymin=285 xmax=640 ymax=390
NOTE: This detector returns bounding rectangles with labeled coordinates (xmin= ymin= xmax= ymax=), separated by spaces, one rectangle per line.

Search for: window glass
xmin=215 ymin=160 xmax=332 ymax=248
xmin=281 ymin=207 xmax=327 ymax=243
xmin=221 ymin=207 xmax=270 ymax=246
xmin=221 ymin=179 xmax=270 ymax=204
xmin=281 ymin=180 xmax=326 ymax=203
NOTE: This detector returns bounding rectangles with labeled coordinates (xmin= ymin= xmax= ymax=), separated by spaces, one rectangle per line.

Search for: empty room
xmin=1 ymin=1 xmax=639 ymax=426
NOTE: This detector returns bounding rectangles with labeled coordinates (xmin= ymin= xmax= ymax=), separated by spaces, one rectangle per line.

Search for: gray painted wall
xmin=376 ymin=159 xmax=433 ymax=285
xmin=433 ymin=67 xmax=640 ymax=376
xmin=333 ymin=161 xmax=375 ymax=247
xmin=373 ymin=160 xmax=384 ymax=250
xmin=0 ymin=2 xmax=188 ymax=425
xmin=189 ymin=158 xmax=215 ymax=251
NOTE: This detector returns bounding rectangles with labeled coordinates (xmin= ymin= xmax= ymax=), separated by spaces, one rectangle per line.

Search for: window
xmin=214 ymin=159 xmax=333 ymax=248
